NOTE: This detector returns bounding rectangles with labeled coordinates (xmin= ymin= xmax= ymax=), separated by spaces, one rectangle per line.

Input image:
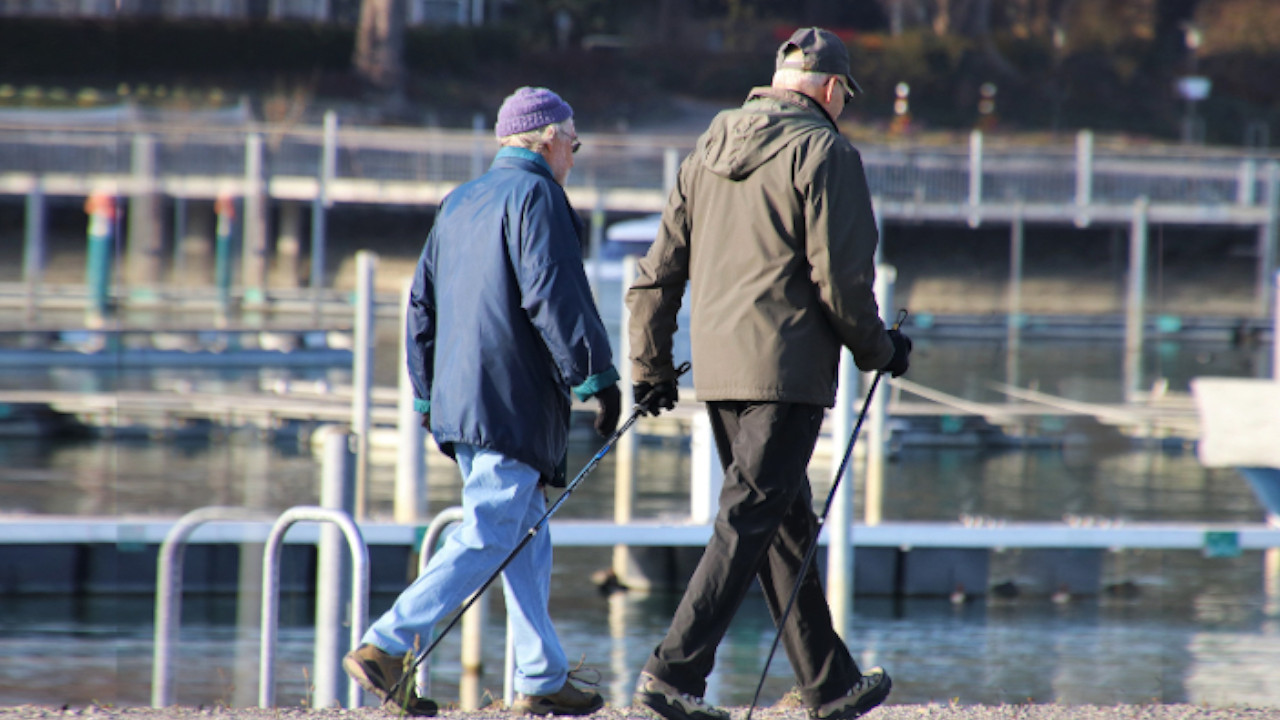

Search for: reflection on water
xmin=0 ymin=333 xmax=1277 ymax=708
xmin=0 ymin=571 xmax=1275 ymax=708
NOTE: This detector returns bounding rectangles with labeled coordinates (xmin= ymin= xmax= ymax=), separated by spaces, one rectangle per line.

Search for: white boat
xmin=1192 ymin=377 xmax=1280 ymax=518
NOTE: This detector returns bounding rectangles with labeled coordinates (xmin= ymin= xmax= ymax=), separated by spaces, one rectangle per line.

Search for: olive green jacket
xmin=626 ymin=87 xmax=893 ymax=406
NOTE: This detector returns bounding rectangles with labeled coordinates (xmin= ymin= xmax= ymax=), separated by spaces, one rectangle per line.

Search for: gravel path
xmin=0 ymin=706 xmax=1276 ymax=720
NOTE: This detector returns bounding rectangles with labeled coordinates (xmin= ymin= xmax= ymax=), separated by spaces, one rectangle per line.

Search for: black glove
xmin=420 ymin=412 xmax=430 ymax=429
xmin=634 ymin=379 xmax=678 ymax=416
xmin=883 ymin=329 xmax=913 ymax=378
xmin=593 ymin=384 xmax=622 ymax=437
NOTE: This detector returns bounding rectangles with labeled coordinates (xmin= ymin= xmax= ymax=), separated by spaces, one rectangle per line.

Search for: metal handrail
xmin=151 ymin=506 xmax=273 ymax=708
xmin=258 ymin=506 xmax=369 ymax=709
xmin=414 ymin=506 xmax=465 ymax=697
xmin=1 ymin=121 xmax=1276 ymax=211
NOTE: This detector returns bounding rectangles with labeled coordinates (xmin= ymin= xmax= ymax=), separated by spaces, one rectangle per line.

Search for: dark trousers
xmin=643 ymin=400 xmax=859 ymax=707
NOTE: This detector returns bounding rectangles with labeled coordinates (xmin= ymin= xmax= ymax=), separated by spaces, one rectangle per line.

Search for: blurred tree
xmin=354 ymin=0 xmax=405 ymax=89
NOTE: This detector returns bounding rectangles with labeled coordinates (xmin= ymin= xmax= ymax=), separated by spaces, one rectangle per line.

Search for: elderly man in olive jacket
xmin=627 ymin=28 xmax=911 ymax=720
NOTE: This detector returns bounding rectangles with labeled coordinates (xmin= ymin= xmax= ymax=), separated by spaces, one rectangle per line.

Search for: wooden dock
xmin=0 ymin=376 xmax=1202 ymax=444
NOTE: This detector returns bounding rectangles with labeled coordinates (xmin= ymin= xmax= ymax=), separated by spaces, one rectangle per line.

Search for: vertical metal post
xmin=1265 ymin=514 xmax=1280 ymax=619
xmin=152 ymin=506 xmax=270 ymax=708
xmin=314 ymin=429 xmax=356 ymax=709
xmin=23 ymin=178 xmax=45 ymax=324
xmin=1273 ymin=269 xmax=1279 ymax=380
xmin=396 ymin=279 xmax=427 ymax=524
xmin=865 ymin=266 xmax=896 ymax=527
xmin=1007 ymin=211 xmax=1025 ymax=390
xmin=689 ymin=413 xmax=723 ymax=523
xmin=214 ymin=195 xmax=236 ymax=325
xmin=171 ymin=197 xmax=187 ymax=286
xmin=242 ymin=132 xmax=267 ymax=308
xmin=274 ymin=201 xmax=303 ymax=289
xmin=1075 ymin=130 xmax=1094 ymax=226
xmin=588 ymin=190 xmax=605 ymax=297
xmin=1257 ymin=163 xmax=1279 ymax=318
xmin=459 ymin=591 xmax=487 ymax=710
xmin=312 ymin=110 xmax=337 ymax=321
xmin=414 ymin=507 xmax=465 ymax=698
xmin=84 ymin=192 xmax=114 ymax=328
xmin=825 ymin=347 xmax=856 ymax=638
xmin=1125 ymin=198 xmax=1150 ymax=402
xmin=352 ymin=251 xmax=376 ymax=520
xmin=1237 ymin=158 xmax=1257 ymax=206
xmin=504 ymin=615 xmax=516 ymax=707
xmin=612 ymin=257 xmax=640 ymax=586
xmin=127 ymin=132 xmax=162 ymax=296
xmin=259 ymin=507 xmax=368 ymax=709
xmin=662 ymin=147 xmax=680 ymax=200
xmin=968 ymin=130 xmax=983 ymax=212
xmin=471 ymin=112 xmax=486 ymax=180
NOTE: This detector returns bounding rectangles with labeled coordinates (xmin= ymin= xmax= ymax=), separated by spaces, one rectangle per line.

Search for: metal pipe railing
xmin=151 ymin=506 xmax=273 ymax=708
xmin=258 ymin=506 xmax=369 ymax=709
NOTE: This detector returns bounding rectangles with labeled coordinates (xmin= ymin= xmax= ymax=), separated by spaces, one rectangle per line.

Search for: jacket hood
xmin=699 ymin=87 xmax=837 ymax=181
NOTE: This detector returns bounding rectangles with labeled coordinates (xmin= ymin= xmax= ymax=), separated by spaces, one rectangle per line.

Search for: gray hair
xmin=772 ymin=49 xmax=837 ymax=96
xmin=498 ymin=119 xmax=573 ymax=152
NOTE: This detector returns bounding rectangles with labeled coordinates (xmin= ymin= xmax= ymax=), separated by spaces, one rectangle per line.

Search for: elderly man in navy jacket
xmin=344 ymin=86 xmax=619 ymax=717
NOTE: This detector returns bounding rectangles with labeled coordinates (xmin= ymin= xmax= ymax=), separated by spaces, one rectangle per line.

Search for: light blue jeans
xmin=363 ymin=444 xmax=568 ymax=696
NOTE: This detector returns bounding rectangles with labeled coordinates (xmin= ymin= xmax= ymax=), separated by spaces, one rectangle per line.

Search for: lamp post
xmin=1179 ymin=22 xmax=1208 ymax=144
xmin=891 ymin=82 xmax=911 ymax=135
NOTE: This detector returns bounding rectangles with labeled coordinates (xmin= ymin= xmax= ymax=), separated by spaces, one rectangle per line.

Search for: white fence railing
xmin=2 ymin=117 xmax=1278 ymax=213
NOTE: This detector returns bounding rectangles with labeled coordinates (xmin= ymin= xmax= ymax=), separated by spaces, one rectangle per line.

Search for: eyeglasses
xmin=833 ymin=77 xmax=854 ymax=104
xmin=569 ymin=136 xmax=581 ymax=154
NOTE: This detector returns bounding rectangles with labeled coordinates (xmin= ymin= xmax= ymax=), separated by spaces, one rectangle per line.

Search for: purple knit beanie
xmin=495 ymin=86 xmax=574 ymax=138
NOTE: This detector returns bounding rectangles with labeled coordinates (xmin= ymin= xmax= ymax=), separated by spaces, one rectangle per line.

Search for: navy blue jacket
xmin=407 ymin=147 xmax=618 ymax=483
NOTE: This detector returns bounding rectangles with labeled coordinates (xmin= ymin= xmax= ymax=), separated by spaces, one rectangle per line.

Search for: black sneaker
xmin=633 ymin=671 xmax=729 ymax=720
xmin=810 ymin=667 xmax=892 ymax=720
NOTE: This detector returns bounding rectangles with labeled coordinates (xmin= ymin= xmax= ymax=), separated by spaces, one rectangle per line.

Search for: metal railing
xmin=151 ymin=506 xmax=274 ymax=708
xmin=414 ymin=506 xmax=516 ymax=710
xmin=1 ymin=116 xmax=1276 ymax=213
xmin=258 ymin=506 xmax=369 ymax=709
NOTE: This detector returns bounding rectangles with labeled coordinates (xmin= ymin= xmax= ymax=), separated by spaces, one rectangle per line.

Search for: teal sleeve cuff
xmin=414 ymin=398 xmax=431 ymax=413
xmin=572 ymin=366 xmax=621 ymax=402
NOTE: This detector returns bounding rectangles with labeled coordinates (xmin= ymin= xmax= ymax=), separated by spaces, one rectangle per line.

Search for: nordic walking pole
xmin=388 ymin=361 xmax=692 ymax=700
xmin=744 ymin=311 xmax=907 ymax=720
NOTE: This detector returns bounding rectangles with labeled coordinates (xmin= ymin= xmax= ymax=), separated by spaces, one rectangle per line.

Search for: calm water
xmin=0 ymin=329 xmax=1277 ymax=708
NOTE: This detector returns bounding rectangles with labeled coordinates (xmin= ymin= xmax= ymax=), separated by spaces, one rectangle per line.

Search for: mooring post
xmin=826 ymin=346 xmax=857 ymax=638
xmin=1008 ymin=209 xmax=1025 ymax=390
xmin=396 ymin=279 xmax=427 ymax=524
xmin=470 ymin=112 xmax=486 ymax=180
xmin=1258 ymin=162 xmax=1279 ymax=318
xmin=314 ymin=428 xmax=356 ymax=709
xmin=1124 ymin=197 xmax=1150 ymax=403
xmin=1075 ymin=129 xmax=1095 ymax=226
xmin=612 ymin=257 xmax=641 ymax=587
xmin=968 ymin=130 xmax=983 ymax=221
xmin=241 ymin=132 xmax=267 ymax=309
xmin=84 ymin=191 xmax=115 ymax=328
xmin=214 ymin=194 xmax=236 ymax=325
xmin=312 ymin=110 xmax=337 ymax=323
xmin=23 ymin=178 xmax=45 ymax=324
xmin=352 ymin=251 xmax=376 ymax=520
xmin=865 ymin=266 xmax=896 ymax=527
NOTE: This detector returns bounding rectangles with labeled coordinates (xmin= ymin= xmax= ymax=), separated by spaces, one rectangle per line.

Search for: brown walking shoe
xmin=342 ymin=643 xmax=439 ymax=717
xmin=510 ymin=677 xmax=604 ymax=716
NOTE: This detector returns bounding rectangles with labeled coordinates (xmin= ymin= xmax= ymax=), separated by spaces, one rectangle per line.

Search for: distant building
xmin=0 ymin=0 xmax=494 ymax=26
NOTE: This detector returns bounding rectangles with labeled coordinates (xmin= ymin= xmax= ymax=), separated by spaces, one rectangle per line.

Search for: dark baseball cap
xmin=775 ymin=27 xmax=863 ymax=97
